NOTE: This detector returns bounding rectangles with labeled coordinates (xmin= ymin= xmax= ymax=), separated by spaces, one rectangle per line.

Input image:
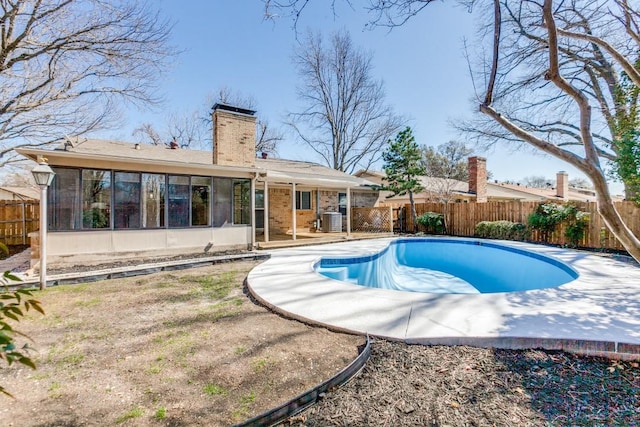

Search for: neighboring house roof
xmin=17 ymin=139 xmax=376 ymax=190
xmin=493 ymin=182 xmax=597 ymax=202
xmin=355 ymin=170 xmax=546 ymax=201
xmin=0 ymin=186 xmax=40 ymax=200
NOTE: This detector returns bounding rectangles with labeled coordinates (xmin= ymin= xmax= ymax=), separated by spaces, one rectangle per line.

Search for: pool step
xmin=318 ymin=266 xmax=349 ymax=281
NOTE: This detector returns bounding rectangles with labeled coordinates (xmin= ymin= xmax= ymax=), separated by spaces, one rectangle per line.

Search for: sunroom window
xmin=82 ymin=169 xmax=111 ymax=229
xmin=168 ymin=175 xmax=190 ymax=228
xmin=141 ymin=173 xmax=166 ymax=228
xmin=114 ymin=172 xmax=141 ymax=229
xmin=192 ymin=176 xmax=211 ymax=226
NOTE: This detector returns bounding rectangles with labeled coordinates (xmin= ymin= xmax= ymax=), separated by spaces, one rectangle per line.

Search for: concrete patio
xmin=247 ymin=237 xmax=640 ymax=359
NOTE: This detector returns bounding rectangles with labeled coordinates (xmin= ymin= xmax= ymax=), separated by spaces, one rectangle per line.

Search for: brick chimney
xmin=556 ymin=171 xmax=568 ymax=200
xmin=212 ymin=103 xmax=257 ymax=167
xmin=468 ymin=156 xmax=487 ymax=203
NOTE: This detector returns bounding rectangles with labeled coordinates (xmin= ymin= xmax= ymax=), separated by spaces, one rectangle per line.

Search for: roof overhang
xmin=16 ymin=147 xmax=257 ymax=178
xmin=16 ymin=147 xmax=380 ymax=190
xmin=259 ymin=169 xmax=377 ymax=189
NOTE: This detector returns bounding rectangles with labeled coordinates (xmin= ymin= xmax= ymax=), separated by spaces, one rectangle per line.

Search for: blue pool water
xmin=315 ymin=239 xmax=578 ymax=294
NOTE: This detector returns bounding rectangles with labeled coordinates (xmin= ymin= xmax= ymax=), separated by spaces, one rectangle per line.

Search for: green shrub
xmin=416 ymin=212 xmax=445 ymax=234
xmin=474 ymin=220 xmax=528 ymax=240
xmin=564 ymin=207 xmax=590 ymax=247
xmin=528 ymin=203 xmax=566 ymax=234
xmin=528 ymin=203 xmax=589 ymax=246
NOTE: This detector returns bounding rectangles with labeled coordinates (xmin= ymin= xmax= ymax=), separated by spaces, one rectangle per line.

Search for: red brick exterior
xmin=468 ymin=156 xmax=487 ymax=203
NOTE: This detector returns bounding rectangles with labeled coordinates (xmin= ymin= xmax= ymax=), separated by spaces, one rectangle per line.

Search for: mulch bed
xmin=292 ymin=339 xmax=639 ymax=426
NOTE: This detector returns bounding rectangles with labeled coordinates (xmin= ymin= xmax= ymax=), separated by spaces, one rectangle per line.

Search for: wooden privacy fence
xmin=351 ymin=207 xmax=394 ymax=233
xmin=404 ymin=201 xmax=640 ymax=251
xmin=0 ymin=200 xmax=39 ymax=246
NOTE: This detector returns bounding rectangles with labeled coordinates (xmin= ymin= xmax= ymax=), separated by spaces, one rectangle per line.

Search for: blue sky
xmin=102 ymin=1 xmax=622 ymax=194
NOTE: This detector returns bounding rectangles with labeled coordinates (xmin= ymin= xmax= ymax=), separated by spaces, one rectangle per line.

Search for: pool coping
xmin=247 ymin=237 xmax=640 ymax=360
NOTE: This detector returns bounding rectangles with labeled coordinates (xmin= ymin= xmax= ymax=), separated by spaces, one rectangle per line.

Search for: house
xmin=0 ymin=186 xmax=40 ymax=201
xmin=357 ymin=157 xmax=598 ymax=205
xmin=493 ymin=171 xmax=599 ymax=202
xmin=17 ymin=104 xmax=380 ymax=265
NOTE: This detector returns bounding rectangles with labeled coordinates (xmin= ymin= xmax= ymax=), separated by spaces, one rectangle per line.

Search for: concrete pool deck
xmin=247 ymin=237 xmax=640 ymax=359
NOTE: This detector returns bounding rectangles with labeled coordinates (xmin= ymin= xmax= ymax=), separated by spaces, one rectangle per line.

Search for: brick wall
xmin=268 ymin=188 xmax=316 ymax=233
xmin=468 ymin=156 xmax=487 ymax=203
xmin=212 ymin=108 xmax=256 ymax=167
xmin=352 ymin=191 xmax=379 ymax=207
xmin=320 ymin=190 xmax=338 ymax=212
xmin=267 ymin=188 xmax=380 ymax=233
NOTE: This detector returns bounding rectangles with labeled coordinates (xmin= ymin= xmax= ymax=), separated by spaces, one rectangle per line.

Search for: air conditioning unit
xmin=322 ymin=212 xmax=342 ymax=233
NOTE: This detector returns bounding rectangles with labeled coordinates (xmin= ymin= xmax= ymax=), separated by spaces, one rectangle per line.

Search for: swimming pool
xmin=315 ymin=238 xmax=579 ymax=294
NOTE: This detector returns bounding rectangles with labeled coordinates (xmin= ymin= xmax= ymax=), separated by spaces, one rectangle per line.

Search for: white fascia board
xmin=16 ymin=147 xmax=257 ymax=177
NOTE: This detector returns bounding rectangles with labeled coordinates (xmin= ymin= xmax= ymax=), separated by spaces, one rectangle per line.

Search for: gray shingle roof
xmin=18 ymin=138 xmax=376 ymax=189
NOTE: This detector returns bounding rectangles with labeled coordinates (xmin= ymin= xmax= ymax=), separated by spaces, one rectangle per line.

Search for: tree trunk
xmin=592 ymin=179 xmax=640 ymax=261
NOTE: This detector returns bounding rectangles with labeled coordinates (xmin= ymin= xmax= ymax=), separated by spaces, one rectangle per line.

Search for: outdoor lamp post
xmin=31 ymin=159 xmax=55 ymax=290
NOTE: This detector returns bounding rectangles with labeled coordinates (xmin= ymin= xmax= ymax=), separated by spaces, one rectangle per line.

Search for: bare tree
xmin=264 ymin=0 xmax=640 ymax=262
xmin=255 ymin=119 xmax=283 ymax=155
xmin=0 ymin=166 xmax=34 ymax=187
xmin=0 ymin=0 xmax=175 ymax=166
xmin=478 ymin=0 xmax=640 ymax=261
xmin=522 ymin=175 xmax=553 ymax=189
xmin=133 ymin=123 xmax=164 ymax=146
xmin=454 ymin=0 xmax=640 ymax=199
xmin=289 ymin=30 xmax=403 ymax=173
xmin=166 ymin=111 xmax=210 ymax=150
xmin=215 ymin=87 xmax=284 ymax=155
xmin=132 ymin=87 xmax=284 ymax=154
xmin=569 ymin=177 xmax=593 ymax=189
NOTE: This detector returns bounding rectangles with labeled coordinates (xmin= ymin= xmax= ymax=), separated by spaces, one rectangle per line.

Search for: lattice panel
xmin=351 ymin=207 xmax=393 ymax=233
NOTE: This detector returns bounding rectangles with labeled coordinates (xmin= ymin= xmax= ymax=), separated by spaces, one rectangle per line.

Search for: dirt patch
xmin=0 ymin=260 xmax=362 ymax=426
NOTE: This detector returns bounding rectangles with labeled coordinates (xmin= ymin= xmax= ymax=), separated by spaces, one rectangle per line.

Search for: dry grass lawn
xmin=0 ymin=260 xmax=362 ymax=426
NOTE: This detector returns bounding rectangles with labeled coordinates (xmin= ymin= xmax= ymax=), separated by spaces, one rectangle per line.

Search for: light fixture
xmin=31 ymin=158 xmax=56 ymax=290
xmin=32 ymin=160 xmax=56 ymax=187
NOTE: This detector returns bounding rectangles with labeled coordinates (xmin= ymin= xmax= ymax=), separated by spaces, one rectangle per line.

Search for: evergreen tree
xmin=381 ymin=127 xmax=426 ymax=232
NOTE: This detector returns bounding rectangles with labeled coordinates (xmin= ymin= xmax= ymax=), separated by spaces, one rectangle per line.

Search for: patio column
xmin=346 ymin=187 xmax=351 ymax=237
xmin=291 ymin=182 xmax=297 ymax=240
xmin=316 ymin=187 xmax=321 ymax=231
xmin=250 ymin=174 xmax=256 ymax=249
xmin=263 ymin=180 xmax=269 ymax=243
